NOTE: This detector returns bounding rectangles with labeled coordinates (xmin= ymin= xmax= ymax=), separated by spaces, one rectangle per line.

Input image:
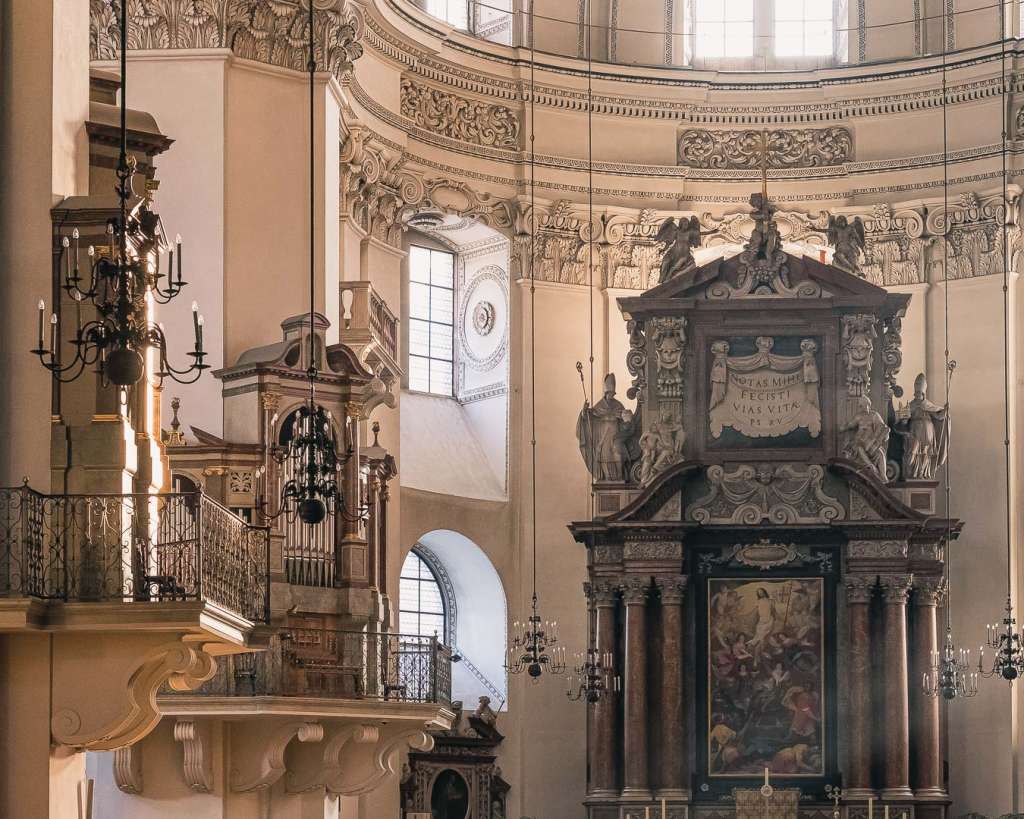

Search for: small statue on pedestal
xmin=895 ymin=373 xmax=948 ymax=479
xmin=841 ymin=396 xmax=890 ymax=481
xmin=577 ymin=374 xmax=640 ymax=482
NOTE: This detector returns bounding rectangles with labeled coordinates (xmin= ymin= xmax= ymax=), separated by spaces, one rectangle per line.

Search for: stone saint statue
xmin=827 ymin=214 xmax=866 ymax=275
xmin=896 ymin=373 xmax=948 ymax=480
xmin=841 ymin=396 xmax=890 ymax=481
xmin=473 ymin=695 xmax=498 ymax=726
xmin=655 ymin=215 xmax=703 ymax=283
xmin=577 ymin=374 xmax=640 ymax=482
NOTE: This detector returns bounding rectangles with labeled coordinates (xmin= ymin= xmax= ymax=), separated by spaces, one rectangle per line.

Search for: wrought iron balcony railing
xmin=0 ymin=485 xmax=270 ymax=623
xmin=183 ymin=630 xmax=452 ymax=705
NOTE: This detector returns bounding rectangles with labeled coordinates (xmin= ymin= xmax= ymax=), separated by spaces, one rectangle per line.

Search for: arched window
xmin=399 ymin=548 xmax=449 ymax=641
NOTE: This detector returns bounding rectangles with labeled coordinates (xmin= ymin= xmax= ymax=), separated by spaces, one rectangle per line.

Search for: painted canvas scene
xmin=707 ymin=578 xmax=824 ymax=777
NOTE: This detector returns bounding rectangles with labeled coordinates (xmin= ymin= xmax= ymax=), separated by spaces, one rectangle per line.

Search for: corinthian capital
xmin=621 ymin=577 xmax=651 ymax=605
xmin=653 ymin=575 xmax=688 ymax=604
xmin=844 ymin=574 xmax=877 ymax=604
xmin=879 ymin=573 xmax=914 ymax=603
xmin=913 ymin=575 xmax=946 ymax=606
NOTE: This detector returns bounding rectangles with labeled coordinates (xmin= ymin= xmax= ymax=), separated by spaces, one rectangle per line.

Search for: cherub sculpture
xmin=827 ymin=214 xmax=866 ymax=276
xmin=655 ymin=215 xmax=703 ymax=283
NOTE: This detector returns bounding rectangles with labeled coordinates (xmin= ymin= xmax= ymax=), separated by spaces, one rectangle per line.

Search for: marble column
xmin=590 ymin=580 xmax=619 ymax=798
xmin=845 ymin=574 xmax=877 ymax=799
xmin=654 ymin=576 xmax=688 ymax=800
xmin=912 ymin=576 xmax=946 ymax=799
xmin=622 ymin=577 xmax=651 ymax=800
xmin=880 ymin=574 xmax=914 ymax=800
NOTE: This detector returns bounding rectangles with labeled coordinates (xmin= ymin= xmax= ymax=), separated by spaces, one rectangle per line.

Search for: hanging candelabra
xmin=507 ymin=601 xmax=565 ymax=680
xmin=33 ymin=0 xmax=206 ymax=387
xmin=264 ymin=0 xmax=347 ymax=527
xmin=975 ymin=9 xmax=1022 ymax=687
xmin=566 ymin=646 xmax=618 ymax=703
xmin=505 ymin=0 xmax=564 ymax=683
xmin=924 ymin=626 xmax=978 ymax=699
xmin=978 ymin=599 xmax=1024 ymax=681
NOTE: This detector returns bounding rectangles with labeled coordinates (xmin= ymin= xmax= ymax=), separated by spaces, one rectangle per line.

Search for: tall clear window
xmin=695 ymin=0 xmax=754 ymax=58
xmin=774 ymin=0 xmax=833 ymax=57
xmin=399 ymin=549 xmax=447 ymax=639
xmin=422 ymin=0 xmax=469 ymax=29
xmin=408 ymin=245 xmax=454 ymax=396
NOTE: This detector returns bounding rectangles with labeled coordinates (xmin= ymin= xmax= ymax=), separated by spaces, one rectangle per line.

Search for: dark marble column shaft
xmin=880 ymin=573 xmax=914 ymax=800
xmin=655 ymin=576 xmax=688 ymax=798
xmin=622 ymin=577 xmax=651 ymax=800
xmin=845 ymin=574 xmax=877 ymax=799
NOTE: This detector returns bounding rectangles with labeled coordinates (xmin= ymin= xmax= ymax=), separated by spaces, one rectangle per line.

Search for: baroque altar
xmin=570 ymin=194 xmax=960 ymax=819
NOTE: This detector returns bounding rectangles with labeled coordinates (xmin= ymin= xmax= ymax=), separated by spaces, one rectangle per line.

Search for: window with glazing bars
xmin=399 ymin=549 xmax=447 ymax=639
xmin=408 ymin=245 xmax=455 ymax=396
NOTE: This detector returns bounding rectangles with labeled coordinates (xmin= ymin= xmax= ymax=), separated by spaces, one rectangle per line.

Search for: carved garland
xmin=678 ymin=127 xmax=854 ymax=169
xmin=400 ymin=79 xmax=521 ymax=150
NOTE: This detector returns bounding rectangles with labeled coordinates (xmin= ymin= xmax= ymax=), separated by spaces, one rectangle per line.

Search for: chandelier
xmin=566 ymin=646 xmax=618 ymax=703
xmin=507 ymin=604 xmax=565 ymax=680
xmin=268 ymin=0 xmax=344 ymax=527
xmin=978 ymin=598 xmax=1024 ymax=681
xmin=924 ymin=627 xmax=978 ymax=699
xmin=33 ymin=0 xmax=206 ymax=387
xmin=975 ymin=14 xmax=1023 ymax=687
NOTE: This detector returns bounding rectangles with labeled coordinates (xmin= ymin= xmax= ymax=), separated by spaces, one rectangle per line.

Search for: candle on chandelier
xmin=72 ymin=228 xmax=80 ymax=277
xmin=175 ymin=234 xmax=183 ymax=283
xmin=50 ymin=313 xmax=57 ymax=354
xmin=37 ymin=300 xmax=45 ymax=350
xmin=62 ymin=236 xmax=71 ymax=281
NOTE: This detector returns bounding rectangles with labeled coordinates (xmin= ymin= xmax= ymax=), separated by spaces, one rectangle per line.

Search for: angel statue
xmin=895 ymin=373 xmax=948 ymax=480
xmin=827 ymin=214 xmax=866 ymax=276
xmin=655 ymin=215 xmax=703 ymax=283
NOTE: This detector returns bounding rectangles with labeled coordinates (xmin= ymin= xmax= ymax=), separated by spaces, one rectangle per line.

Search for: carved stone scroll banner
xmin=400 ymin=79 xmax=520 ymax=150
xmin=677 ymin=127 xmax=853 ymax=169
xmin=709 ymin=337 xmax=821 ymax=439
xmin=687 ymin=463 xmax=845 ymax=525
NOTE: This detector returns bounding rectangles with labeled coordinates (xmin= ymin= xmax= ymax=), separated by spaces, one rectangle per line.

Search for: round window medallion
xmin=472 ymin=301 xmax=496 ymax=336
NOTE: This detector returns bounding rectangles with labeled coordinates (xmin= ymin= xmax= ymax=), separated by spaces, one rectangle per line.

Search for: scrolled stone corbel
xmin=112 ymin=744 xmax=143 ymax=794
xmin=230 ymin=721 xmax=325 ymax=792
xmin=174 ymin=719 xmax=213 ymax=793
xmin=287 ymin=723 xmax=379 ymax=793
xmin=51 ymin=637 xmax=218 ymax=751
xmin=327 ymin=728 xmax=434 ymax=797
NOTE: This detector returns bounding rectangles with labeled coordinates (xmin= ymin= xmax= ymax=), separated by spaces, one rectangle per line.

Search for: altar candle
xmin=764 ymin=767 xmax=770 ymax=787
xmin=645 ymin=809 xmax=650 ymax=819
xmin=885 ymin=806 xmax=890 ymax=819
xmin=662 ymin=798 xmax=667 ymax=818
xmin=868 ymin=797 xmax=874 ymax=819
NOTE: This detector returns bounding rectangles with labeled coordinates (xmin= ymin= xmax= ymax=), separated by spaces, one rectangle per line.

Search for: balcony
xmin=0 ymin=485 xmax=270 ymax=626
xmin=339 ymin=280 xmax=401 ymax=403
xmin=178 ymin=629 xmax=451 ymax=704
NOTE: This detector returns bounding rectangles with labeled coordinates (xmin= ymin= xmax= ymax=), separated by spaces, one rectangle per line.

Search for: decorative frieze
xmin=848 ymin=540 xmax=908 ymax=559
xmin=400 ymin=79 xmax=520 ymax=150
xmin=677 ymin=127 xmax=854 ymax=169
xmin=623 ymin=539 xmax=682 ymax=561
xmin=90 ymin=0 xmax=363 ymax=79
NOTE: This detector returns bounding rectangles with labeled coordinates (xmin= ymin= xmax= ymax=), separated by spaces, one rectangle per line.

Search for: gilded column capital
xmin=844 ymin=574 xmax=877 ymax=604
xmin=260 ymin=391 xmax=282 ymax=413
xmin=653 ymin=575 xmax=688 ymax=604
xmin=913 ymin=576 xmax=946 ymax=606
xmin=621 ymin=577 xmax=650 ymax=605
xmin=879 ymin=573 xmax=914 ymax=604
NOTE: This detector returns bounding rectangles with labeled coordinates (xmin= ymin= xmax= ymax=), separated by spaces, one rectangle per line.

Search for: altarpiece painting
xmin=707 ymin=577 xmax=825 ymax=778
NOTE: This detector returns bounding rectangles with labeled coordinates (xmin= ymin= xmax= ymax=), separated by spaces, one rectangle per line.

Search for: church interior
xmin=5 ymin=1 xmax=1024 ymax=818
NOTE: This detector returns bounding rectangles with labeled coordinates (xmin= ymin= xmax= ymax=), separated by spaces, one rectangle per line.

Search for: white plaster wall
xmin=122 ymin=53 xmax=228 ymax=438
